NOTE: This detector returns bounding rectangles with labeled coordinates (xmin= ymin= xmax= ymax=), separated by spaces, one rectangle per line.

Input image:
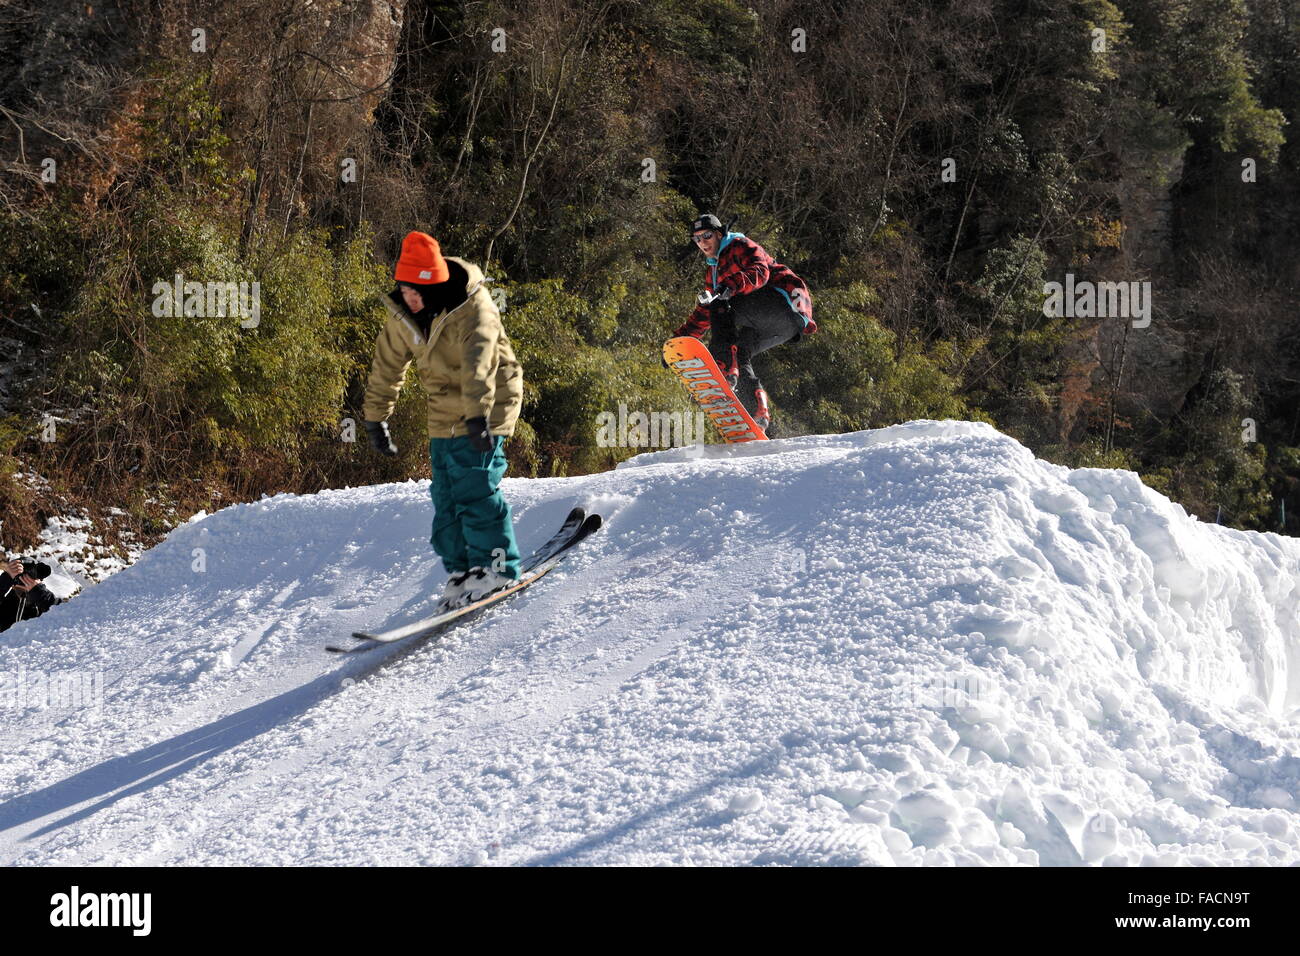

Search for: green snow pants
xmin=428 ymin=435 xmax=521 ymax=579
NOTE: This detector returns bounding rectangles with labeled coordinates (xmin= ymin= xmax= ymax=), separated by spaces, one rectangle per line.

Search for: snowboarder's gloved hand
xmin=698 ymin=286 xmax=734 ymax=307
xmin=465 ymin=415 xmax=494 ymax=453
xmin=363 ymin=419 xmax=398 ymax=456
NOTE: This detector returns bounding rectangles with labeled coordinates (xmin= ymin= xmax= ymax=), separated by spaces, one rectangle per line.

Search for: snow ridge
xmin=2 ymin=420 xmax=1298 ymax=865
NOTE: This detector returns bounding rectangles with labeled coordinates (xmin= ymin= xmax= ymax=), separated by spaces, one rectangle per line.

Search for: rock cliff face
xmin=1113 ymin=138 xmax=1186 ymax=275
xmin=325 ymin=1 xmax=408 ymax=117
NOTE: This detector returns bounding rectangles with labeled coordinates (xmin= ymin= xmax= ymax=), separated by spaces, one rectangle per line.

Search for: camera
xmin=9 ymin=559 xmax=52 ymax=580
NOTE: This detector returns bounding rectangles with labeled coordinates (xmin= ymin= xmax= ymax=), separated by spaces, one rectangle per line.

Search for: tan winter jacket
xmin=363 ymin=256 xmax=523 ymax=438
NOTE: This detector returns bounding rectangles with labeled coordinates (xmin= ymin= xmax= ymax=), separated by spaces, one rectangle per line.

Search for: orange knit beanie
xmin=394 ymin=231 xmax=450 ymax=284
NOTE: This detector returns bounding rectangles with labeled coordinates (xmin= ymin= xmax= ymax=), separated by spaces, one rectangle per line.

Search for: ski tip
xmin=350 ymin=631 xmax=374 ymax=641
xmin=568 ymin=512 xmax=602 ymax=542
xmin=325 ymin=645 xmax=348 ymax=654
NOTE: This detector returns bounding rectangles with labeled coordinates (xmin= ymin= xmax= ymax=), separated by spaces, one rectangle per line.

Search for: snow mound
xmin=2 ymin=421 xmax=1299 ymax=865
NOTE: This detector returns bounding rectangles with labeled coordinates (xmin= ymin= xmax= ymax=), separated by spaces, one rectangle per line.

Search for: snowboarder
xmin=670 ymin=214 xmax=816 ymax=432
xmin=362 ymin=231 xmax=525 ymax=612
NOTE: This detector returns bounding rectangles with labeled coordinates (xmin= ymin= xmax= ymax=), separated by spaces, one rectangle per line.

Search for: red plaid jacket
xmin=674 ymin=233 xmax=815 ymax=339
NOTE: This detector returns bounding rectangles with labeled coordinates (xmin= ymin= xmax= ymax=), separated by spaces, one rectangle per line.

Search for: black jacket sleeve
xmin=24 ymin=583 xmax=59 ymax=616
xmin=0 ymin=591 xmax=17 ymax=632
xmin=0 ymin=582 xmax=60 ymax=632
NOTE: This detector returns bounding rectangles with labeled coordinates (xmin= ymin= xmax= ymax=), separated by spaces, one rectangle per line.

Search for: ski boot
xmin=753 ymin=387 xmax=772 ymax=433
xmin=459 ymin=566 xmax=518 ymax=605
xmin=436 ymin=570 xmax=472 ymax=613
xmin=724 ymin=344 xmax=740 ymax=390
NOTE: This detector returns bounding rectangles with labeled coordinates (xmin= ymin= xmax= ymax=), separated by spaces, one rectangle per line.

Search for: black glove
xmin=465 ymin=416 xmax=494 ymax=453
xmin=363 ymin=419 xmax=398 ymax=456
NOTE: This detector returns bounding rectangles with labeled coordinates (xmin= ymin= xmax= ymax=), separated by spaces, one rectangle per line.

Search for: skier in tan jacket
xmin=363 ymin=231 xmax=525 ymax=611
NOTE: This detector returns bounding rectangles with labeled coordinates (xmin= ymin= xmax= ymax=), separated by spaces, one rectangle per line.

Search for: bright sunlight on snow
xmin=2 ymin=421 xmax=1298 ymax=865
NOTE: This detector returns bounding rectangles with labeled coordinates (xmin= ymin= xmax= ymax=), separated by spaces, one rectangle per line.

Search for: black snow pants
xmin=707 ymin=285 xmax=803 ymax=416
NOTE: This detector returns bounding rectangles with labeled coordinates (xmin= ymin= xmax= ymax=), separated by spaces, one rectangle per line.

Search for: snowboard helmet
xmin=689 ymin=214 xmax=723 ymax=239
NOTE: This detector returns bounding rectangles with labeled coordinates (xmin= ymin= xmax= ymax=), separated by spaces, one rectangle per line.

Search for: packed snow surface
xmin=3 ymin=420 xmax=1299 ymax=865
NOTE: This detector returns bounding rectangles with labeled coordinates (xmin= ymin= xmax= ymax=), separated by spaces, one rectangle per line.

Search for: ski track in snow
xmin=2 ymin=420 xmax=1299 ymax=866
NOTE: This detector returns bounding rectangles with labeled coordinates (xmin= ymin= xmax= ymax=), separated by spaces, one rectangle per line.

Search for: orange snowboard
xmin=663 ymin=336 xmax=769 ymax=443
